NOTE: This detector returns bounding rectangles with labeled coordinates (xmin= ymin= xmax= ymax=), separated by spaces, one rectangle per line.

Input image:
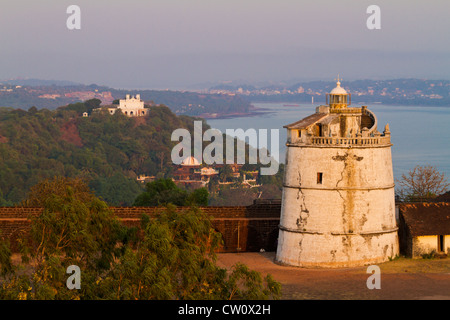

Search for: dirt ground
xmin=216 ymin=252 xmax=450 ymax=300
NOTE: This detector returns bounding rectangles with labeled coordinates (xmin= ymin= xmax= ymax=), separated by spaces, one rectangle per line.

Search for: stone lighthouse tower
xmin=275 ymin=79 xmax=399 ymax=268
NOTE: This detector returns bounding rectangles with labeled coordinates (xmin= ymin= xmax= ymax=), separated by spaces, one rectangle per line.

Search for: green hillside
xmin=0 ymin=101 xmax=203 ymax=206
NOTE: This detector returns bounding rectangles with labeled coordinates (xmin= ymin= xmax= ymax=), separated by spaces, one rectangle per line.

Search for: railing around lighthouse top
xmin=309 ymin=107 xmax=388 ymax=146
xmin=310 ymin=135 xmax=391 ymax=146
xmin=286 ymin=106 xmax=391 ymax=147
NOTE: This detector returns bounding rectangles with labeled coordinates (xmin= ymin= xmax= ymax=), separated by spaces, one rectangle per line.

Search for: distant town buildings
xmin=64 ymin=91 xmax=114 ymax=104
xmin=168 ymin=156 xmax=258 ymax=189
xmin=38 ymin=94 xmax=61 ymax=99
xmin=137 ymin=175 xmax=155 ymax=184
xmin=206 ymin=80 xmax=450 ymax=103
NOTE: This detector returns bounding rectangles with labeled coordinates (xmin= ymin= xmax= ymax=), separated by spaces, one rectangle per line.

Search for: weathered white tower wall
xmin=276 ymin=80 xmax=399 ymax=268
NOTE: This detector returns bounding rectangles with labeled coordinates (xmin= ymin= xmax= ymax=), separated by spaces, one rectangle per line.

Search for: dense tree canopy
xmin=0 ymin=99 xmax=283 ymax=207
xmin=0 ymin=102 xmax=199 ymax=206
xmin=133 ymin=178 xmax=209 ymax=207
xmin=0 ymin=178 xmax=281 ymax=300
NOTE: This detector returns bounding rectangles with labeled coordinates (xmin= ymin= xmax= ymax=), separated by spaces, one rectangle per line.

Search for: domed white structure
xmin=330 ymin=80 xmax=347 ymax=95
xmin=181 ymin=156 xmax=201 ymax=167
xmin=275 ymin=79 xmax=399 ymax=268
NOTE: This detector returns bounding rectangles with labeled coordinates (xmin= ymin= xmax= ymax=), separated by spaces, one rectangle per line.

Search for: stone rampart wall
xmin=0 ymin=203 xmax=281 ymax=253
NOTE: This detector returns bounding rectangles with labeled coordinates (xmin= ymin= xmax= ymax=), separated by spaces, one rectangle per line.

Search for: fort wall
xmin=0 ymin=201 xmax=281 ymax=253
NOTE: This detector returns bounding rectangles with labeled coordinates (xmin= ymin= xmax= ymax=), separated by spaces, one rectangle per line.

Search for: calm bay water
xmin=207 ymin=102 xmax=450 ymax=181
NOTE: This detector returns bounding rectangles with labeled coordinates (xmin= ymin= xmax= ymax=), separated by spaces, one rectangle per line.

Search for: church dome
xmin=181 ymin=156 xmax=201 ymax=166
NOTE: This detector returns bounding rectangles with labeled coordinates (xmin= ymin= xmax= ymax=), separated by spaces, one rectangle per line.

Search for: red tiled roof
xmin=398 ymin=202 xmax=450 ymax=237
xmin=432 ymin=192 xmax=450 ymax=202
xmin=283 ymin=112 xmax=329 ymax=129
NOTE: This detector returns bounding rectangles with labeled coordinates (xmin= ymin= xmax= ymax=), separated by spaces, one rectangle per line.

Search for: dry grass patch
xmin=375 ymin=256 xmax=450 ymax=274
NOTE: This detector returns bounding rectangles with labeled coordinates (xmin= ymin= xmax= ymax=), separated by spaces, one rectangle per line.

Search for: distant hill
xmin=0 ymin=81 xmax=253 ymax=117
xmin=209 ymin=78 xmax=450 ymax=106
xmin=0 ymin=78 xmax=81 ymax=87
xmin=0 ymin=100 xmax=281 ymax=206
xmin=0 ymin=101 xmax=203 ymax=206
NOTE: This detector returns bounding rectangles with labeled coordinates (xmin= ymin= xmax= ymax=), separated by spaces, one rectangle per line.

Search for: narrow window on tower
xmin=317 ymin=172 xmax=323 ymax=184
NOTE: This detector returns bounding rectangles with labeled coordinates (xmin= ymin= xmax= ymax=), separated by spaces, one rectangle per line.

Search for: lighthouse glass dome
xmin=326 ymin=81 xmax=351 ymax=109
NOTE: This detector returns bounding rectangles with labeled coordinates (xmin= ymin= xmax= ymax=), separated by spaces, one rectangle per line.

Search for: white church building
xmin=106 ymin=94 xmax=150 ymax=117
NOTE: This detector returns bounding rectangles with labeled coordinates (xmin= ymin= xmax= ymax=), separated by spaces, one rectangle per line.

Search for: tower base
xmin=275 ymin=228 xmax=399 ymax=268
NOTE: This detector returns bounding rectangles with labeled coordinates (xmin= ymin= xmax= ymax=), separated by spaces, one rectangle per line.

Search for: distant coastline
xmin=198 ymin=105 xmax=274 ymax=119
xmin=202 ymin=100 xmax=450 ymax=120
xmin=2 ymin=78 xmax=449 ymax=119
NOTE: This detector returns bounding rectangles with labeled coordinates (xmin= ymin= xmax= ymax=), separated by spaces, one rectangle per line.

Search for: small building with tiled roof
xmin=398 ymin=202 xmax=450 ymax=258
xmin=431 ymin=191 xmax=450 ymax=203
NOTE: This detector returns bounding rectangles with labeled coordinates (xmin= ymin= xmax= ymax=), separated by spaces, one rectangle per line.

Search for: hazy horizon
xmin=1 ymin=0 xmax=449 ymax=90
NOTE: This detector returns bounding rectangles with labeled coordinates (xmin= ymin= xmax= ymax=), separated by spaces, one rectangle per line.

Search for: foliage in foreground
xmin=133 ymin=178 xmax=209 ymax=207
xmin=0 ymin=179 xmax=281 ymax=300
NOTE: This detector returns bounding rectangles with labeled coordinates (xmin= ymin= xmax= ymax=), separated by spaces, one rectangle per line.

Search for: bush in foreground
xmin=0 ymin=178 xmax=281 ymax=300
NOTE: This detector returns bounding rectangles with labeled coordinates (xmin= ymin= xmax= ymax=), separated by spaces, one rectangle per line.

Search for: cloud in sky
xmin=0 ymin=0 xmax=449 ymax=89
